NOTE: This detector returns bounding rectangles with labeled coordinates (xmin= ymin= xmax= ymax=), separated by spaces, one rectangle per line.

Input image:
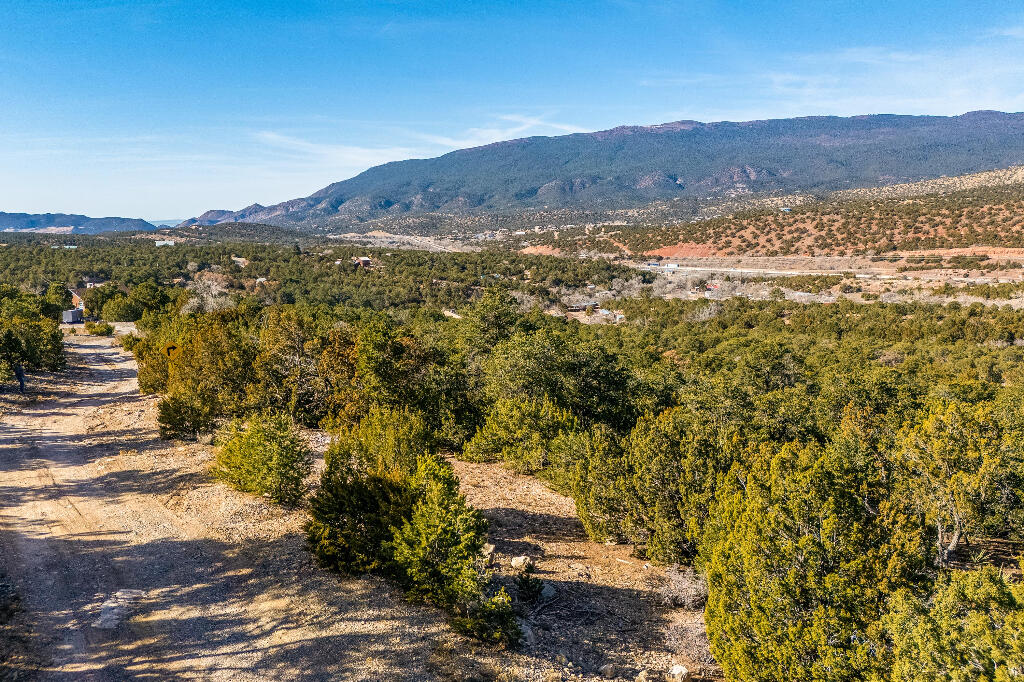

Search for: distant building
xmin=62 ymin=309 xmax=83 ymax=324
xmin=154 ymin=240 xmax=175 ymax=246
xmin=68 ymin=289 xmax=85 ymax=310
xmin=353 ymin=256 xmax=373 ymax=268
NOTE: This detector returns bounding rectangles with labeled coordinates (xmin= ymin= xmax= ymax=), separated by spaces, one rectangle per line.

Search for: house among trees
xmin=82 ymin=277 xmax=106 ymax=289
xmin=68 ymin=288 xmax=85 ymax=310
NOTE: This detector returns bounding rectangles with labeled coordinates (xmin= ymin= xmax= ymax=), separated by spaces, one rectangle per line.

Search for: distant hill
xmin=0 ymin=212 xmax=155 ymax=234
xmin=181 ymin=111 xmax=1024 ymax=231
xmin=166 ymin=221 xmax=313 ymax=244
xmin=542 ymin=170 xmax=1024 ymax=258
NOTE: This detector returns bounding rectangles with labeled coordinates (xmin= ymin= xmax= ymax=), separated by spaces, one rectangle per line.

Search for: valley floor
xmin=0 ymin=334 xmax=708 ymax=681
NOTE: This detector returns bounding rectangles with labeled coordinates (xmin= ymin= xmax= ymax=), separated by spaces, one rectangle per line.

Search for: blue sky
xmin=2 ymin=0 xmax=1024 ymax=219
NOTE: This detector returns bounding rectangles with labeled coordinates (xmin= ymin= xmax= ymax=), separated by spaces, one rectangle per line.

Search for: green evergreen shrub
xmin=899 ymin=399 xmax=1021 ymax=566
xmin=390 ymin=454 xmax=489 ymax=608
xmin=84 ymin=320 xmax=114 ymax=336
xmin=212 ymin=410 xmax=312 ymax=505
xmin=389 ymin=454 xmax=519 ymax=645
xmin=884 ymin=566 xmax=1024 ymax=682
xmin=616 ymin=403 xmax=740 ymax=562
xmin=101 ymin=295 xmax=142 ymax=322
xmin=157 ymin=393 xmax=216 ymax=440
xmin=451 ymin=588 xmax=520 ymax=647
xmin=482 ymin=329 xmax=636 ymax=430
xmin=327 ymin=404 xmax=431 ymax=475
xmin=307 ymin=448 xmax=517 ymax=645
xmin=463 ymin=394 xmax=580 ymax=474
xmin=306 ymin=462 xmax=415 ymax=575
xmin=515 ymin=566 xmax=544 ymax=603
xmin=701 ymin=418 xmax=929 ymax=682
xmin=308 ymin=406 xmax=431 ymax=574
xmin=561 ymin=424 xmax=629 ymax=541
xmin=118 ymin=333 xmax=141 ymax=352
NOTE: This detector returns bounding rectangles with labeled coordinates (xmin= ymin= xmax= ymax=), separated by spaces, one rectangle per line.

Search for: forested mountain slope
xmin=181 ymin=111 xmax=1024 ymax=230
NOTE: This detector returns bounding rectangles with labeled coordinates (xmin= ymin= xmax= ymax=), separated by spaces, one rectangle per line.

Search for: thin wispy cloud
xmin=253 ymin=131 xmax=416 ymax=168
xmin=990 ymin=24 xmax=1024 ymax=39
xmin=6 ymin=3 xmax=1024 ymax=218
xmin=408 ymin=114 xmax=587 ymax=148
xmin=779 ymin=39 xmax=1024 ymax=115
xmin=643 ymin=23 xmax=1024 ymax=122
xmin=0 ymin=115 xmax=592 ymax=217
xmin=822 ymin=47 xmax=926 ymax=66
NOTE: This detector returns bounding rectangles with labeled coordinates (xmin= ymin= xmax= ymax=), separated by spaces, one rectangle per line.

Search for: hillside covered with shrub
xmin=8 ymin=236 xmax=1024 ymax=678
xmin=124 ymin=256 xmax=1024 ymax=678
xmin=516 ymin=179 xmax=1024 ymax=258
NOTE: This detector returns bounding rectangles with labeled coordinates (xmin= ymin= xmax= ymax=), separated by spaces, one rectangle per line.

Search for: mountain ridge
xmin=0 ymin=212 xmax=156 ymax=234
xmin=179 ymin=110 xmax=1024 ymax=231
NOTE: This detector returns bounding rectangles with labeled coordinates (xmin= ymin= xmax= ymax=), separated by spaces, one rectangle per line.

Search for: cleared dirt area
xmin=0 ymin=334 xmax=706 ymax=681
xmin=454 ymin=461 xmax=713 ymax=679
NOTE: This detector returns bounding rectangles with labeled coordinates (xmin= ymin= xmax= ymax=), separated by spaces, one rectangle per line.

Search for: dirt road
xmin=0 ymin=334 xmax=472 ymax=681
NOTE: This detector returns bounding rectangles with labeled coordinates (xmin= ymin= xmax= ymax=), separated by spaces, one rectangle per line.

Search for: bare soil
xmin=0 ymin=334 xmax=706 ymax=681
xmin=453 ymin=461 xmax=714 ymax=680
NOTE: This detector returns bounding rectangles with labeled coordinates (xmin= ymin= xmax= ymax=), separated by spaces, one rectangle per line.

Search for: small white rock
xmin=668 ymin=664 xmax=691 ymax=682
xmin=599 ymin=662 xmax=618 ymax=679
xmin=92 ymin=589 xmax=145 ymax=629
xmin=510 ymin=555 xmax=534 ymax=571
